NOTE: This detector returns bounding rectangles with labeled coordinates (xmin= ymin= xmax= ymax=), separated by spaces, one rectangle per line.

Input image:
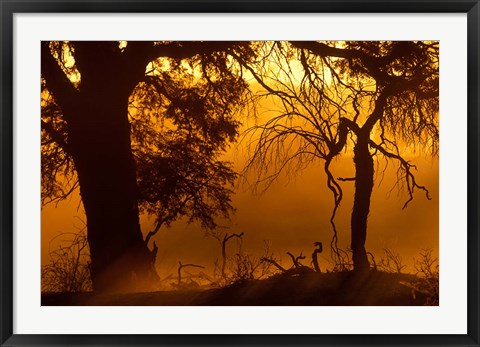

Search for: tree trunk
xmin=68 ymin=93 xmax=158 ymax=292
xmin=63 ymin=43 xmax=158 ymax=292
xmin=351 ymin=134 xmax=373 ymax=272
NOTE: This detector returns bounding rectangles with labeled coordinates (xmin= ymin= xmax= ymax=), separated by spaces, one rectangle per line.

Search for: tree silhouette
xmin=41 ymin=41 xmax=254 ymax=292
xmin=237 ymin=41 xmax=438 ymax=271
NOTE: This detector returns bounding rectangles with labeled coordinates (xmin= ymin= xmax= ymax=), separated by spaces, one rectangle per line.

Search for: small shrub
xmin=329 ymin=248 xmax=354 ymax=272
xmin=225 ymin=240 xmax=280 ymax=285
xmin=412 ymin=249 xmax=439 ymax=305
xmin=378 ymin=248 xmax=406 ymax=273
xmin=42 ymin=229 xmax=92 ymax=293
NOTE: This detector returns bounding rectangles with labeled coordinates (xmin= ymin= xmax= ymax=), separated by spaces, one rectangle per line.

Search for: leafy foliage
xmin=41 ymin=42 xmax=255 ymax=237
xmin=130 ymin=52 xmax=248 ymax=232
xmin=41 ymin=79 xmax=77 ymax=206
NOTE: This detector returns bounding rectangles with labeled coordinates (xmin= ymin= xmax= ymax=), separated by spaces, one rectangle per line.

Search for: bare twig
xmin=177 ymin=262 xmax=205 ymax=285
xmin=312 ymin=242 xmax=323 ymax=273
xmin=221 ymin=232 xmax=244 ymax=278
xmin=286 ymin=251 xmax=306 ymax=268
xmin=260 ymin=257 xmax=287 ymax=272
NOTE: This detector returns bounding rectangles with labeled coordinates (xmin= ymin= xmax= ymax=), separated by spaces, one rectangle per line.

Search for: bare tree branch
xmin=177 ymin=262 xmax=205 ymax=285
xmin=369 ymin=140 xmax=431 ymax=209
xmin=41 ymin=42 xmax=79 ymax=117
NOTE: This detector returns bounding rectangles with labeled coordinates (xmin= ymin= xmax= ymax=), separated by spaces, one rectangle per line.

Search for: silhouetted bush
xmin=412 ymin=249 xmax=439 ymax=305
xmin=42 ymin=229 xmax=92 ymax=293
xmin=378 ymin=248 xmax=406 ymax=273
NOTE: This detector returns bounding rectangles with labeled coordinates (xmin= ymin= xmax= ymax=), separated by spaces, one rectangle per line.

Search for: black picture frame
xmin=1 ymin=1 xmax=479 ymax=346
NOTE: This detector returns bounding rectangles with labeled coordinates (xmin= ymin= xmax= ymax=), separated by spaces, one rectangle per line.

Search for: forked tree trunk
xmin=351 ymin=134 xmax=373 ymax=272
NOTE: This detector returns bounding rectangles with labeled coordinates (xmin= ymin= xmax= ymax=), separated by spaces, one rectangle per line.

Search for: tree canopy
xmin=42 ymin=41 xmax=255 ymax=239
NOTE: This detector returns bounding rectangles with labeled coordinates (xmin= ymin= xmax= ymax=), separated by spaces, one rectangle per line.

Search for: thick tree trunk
xmin=68 ymin=94 xmax=158 ymax=293
xmin=351 ymin=134 xmax=373 ymax=272
xmin=61 ymin=43 xmax=158 ymax=292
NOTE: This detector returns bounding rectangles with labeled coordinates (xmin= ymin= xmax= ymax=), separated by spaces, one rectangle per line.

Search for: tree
xmin=236 ymin=41 xmax=438 ymax=271
xmin=41 ymin=41 xmax=254 ymax=292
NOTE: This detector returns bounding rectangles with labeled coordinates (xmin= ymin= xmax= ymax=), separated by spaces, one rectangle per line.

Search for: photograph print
xmin=41 ymin=41 xmax=439 ymax=306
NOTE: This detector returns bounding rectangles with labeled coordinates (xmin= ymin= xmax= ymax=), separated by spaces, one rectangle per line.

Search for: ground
xmin=41 ymin=270 xmax=434 ymax=306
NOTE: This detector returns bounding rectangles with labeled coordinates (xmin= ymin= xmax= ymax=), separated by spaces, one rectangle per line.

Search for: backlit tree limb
xmin=369 ymin=140 xmax=431 ymax=209
xmin=41 ymin=42 xmax=79 ymax=118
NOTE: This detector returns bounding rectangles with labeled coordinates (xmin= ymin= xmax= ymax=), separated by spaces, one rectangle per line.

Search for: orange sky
xmin=42 ymin=149 xmax=438 ymax=279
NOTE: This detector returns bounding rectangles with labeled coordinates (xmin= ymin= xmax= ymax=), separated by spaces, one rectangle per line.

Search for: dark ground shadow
xmin=42 ymin=270 xmax=432 ymax=306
